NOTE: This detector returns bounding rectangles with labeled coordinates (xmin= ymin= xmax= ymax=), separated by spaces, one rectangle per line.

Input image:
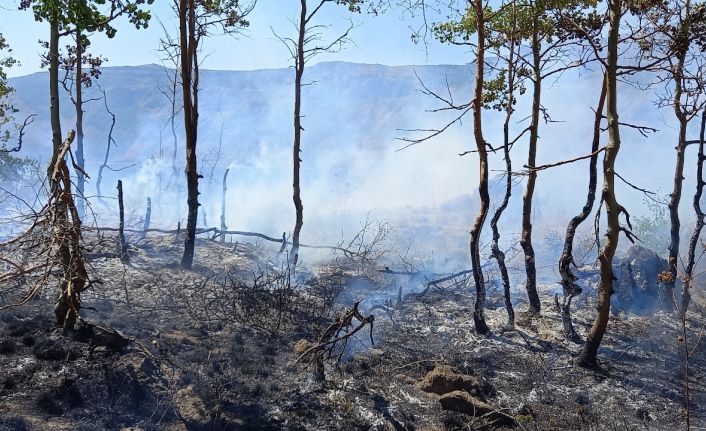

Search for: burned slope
xmin=0 ymin=232 xmax=703 ymax=430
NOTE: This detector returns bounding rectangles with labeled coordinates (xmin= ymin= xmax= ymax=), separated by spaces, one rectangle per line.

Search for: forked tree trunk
xmin=469 ymin=0 xmax=490 ymax=335
xmin=96 ymin=87 xmax=116 ymax=201
xmin=291 ymin=0 xmax=307 ymax=266
xmin=520 ymin=12 xmax=542 ymax=314
xmin=577 ymin=0 xmax=622 ymax=367
xmin=179 ymin=0 xmax=200 ymax=269
xmin=557 ymin=74 xmax=606 ymax=341
xmin=490 ymin=7 xmax=518 ymax=329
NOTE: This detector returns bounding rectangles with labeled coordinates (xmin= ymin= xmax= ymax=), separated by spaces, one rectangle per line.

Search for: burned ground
xmin=0 ymin=233 xmax=704 ymax=430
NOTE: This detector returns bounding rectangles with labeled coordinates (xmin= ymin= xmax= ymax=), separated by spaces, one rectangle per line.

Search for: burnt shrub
xmin=0 ymin=338 xmax=16 ymax=354
xmin=32 ymin=337 xmax=81 ymax=361
xmin=0 ymin=416 xmax=32 ymax=431
xmin=36 ymin=391 xmax=63 ymax=415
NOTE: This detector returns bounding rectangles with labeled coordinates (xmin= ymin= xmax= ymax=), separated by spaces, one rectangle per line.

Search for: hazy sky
xmin=1 ymin=1 xmax=466 ymax=77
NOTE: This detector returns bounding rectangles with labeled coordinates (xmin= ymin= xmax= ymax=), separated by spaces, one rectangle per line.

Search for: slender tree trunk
xmin=180 ymin=0 xmax=200 ymax=269
xmin=220 ymin=168 xmax=229 ymax=243
xmin=144 ymin=197 xmax=152 ymax=231
xmin=117 ymin=180 xmax=128 ymax=262
xmin=577 ymin=0 xmax=622 ymax=367
xmin=48 ymin=17 xmax=63 ymax=176
xmin=557 ymin=74 xmax=607 ymax=341
xmin=490 ymin=9 xmax=517 ymax=329
xmin=291 ymin=0 xmax=306 ymax=265
xmin=520 ymin=12 xmax=542 ymax=314
xmin=96 ymin=87 xmax=115 ymax=201
xmin=75 ymin=27 xmax=86 ymax=218
xmin=469 ymin=0 xmax=490 ymax=335
xmin=666 ymin=51 xmax=689 ymax=303
xmin=683 ymin=109 xmax=706 ymax=317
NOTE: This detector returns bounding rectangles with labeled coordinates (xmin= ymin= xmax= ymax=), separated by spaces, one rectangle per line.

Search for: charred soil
xmin=0 ymin=233 xmax=704 ymax=430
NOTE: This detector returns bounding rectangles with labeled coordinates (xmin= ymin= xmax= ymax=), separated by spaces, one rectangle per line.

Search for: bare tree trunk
xmin=179 ymin=0 xmax=200 ymax=269
xmin=144 ymin=196 xmax=152 ymax=231
xmin=117 ymin=180 xmax=128 ymax=262
xmin=290 ymin=0 xmax=307 ymax=266
xmin=490 ymin=7 xmax=517 ymax=329
xmin=578 ymin=0 xmax=622 ymax=367
xmin=683 ymin=109 xmax=706 ymax=318
xmin=48 ymin=17 xmax=63 ymax=176
xmin=520 ymin=12 xmax=542 ymax=314
xmin=557 ymin=74 xmax=607 ymax=341
xmin=469 ymin=0 xmax=490 ymax=335
xmin=96 ymin=87 xmax=115 ymax=201
xmin=666 ymin=51 xmax=689 ymax=302
xmin=220 ymin=168 xmax=229 ymax=243
xmin=75 ymin=27 xmax=86 ymax=218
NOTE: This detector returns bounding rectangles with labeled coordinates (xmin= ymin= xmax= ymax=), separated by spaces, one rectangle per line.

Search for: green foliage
xmin=19 ymin=0 xmax=154 ymax=37
xmin=431 ymin=0 xmax=600 ymax=112
xmin=0 ymin=152 xmax=37 ymax=184
xmin=632 ymin=196 xmax=671 ymax=256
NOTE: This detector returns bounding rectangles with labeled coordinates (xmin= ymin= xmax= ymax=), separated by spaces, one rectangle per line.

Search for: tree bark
xmin=577 ymin=0 xmax=622 ymax=367
xmin=557 ymin=74 xmax=607 ymax=341
xmin=179 ymin=0 xmax=200 ymax=269
xmin=469 ymin=0 xmax=490 ymax=335
xmin=520 ymin=10 xmax=542 ymax=314
xmin=291 ymin=0 xmax=307 ymax=266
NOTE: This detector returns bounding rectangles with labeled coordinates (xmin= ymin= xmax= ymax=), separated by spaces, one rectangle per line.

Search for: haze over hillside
xmin=7 ymin=61 xmax=693 ymax=264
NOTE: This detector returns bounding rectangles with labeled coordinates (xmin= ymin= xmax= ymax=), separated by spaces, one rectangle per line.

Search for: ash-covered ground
xmin=0 ymin=232 xmax=704 ymax=430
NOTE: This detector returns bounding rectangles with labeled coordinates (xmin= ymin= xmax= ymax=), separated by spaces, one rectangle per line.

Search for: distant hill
xmin=6 ymin=61 xmax=682 ymax=258
xmin=8 ymin=62 xmax=475 ymax=167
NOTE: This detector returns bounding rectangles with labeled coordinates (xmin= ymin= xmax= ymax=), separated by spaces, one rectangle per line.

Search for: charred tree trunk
xmin=469 ymin=0 xmax=490 ymax=335
xmin=520 ymin=14 xmax=542 ymax=314
xmin=578 ymin=0 xmax=622 ymax=367
xmin=290 ymin=0 xmax=307 ymax=266
xmin=683 ymin=109 xmax=706 ymax=318
xmin=490 ymin=11 xmax=517 ymax=329
xmin=144 ymin=197 xmax=152 ymax=231
xmin=117 ymin=180 xmax=128 ymax=262
xmin=179 ymin=0 xmax=200 ymax=269
xmin=220 ymin=168 xmax=229 ymax=243
xmin=75 ymin=27 xmax=86 ymax=218
xmin=557 ymin=74 xmax=607 ymax=342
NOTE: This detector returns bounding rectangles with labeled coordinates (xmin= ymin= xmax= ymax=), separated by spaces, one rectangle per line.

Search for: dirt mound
xmin=415 ymin=365 xmax=490 ymax=401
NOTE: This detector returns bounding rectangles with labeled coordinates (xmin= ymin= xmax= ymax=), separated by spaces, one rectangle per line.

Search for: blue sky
xmin=1 ymin=1 xmax=468 ymax=77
